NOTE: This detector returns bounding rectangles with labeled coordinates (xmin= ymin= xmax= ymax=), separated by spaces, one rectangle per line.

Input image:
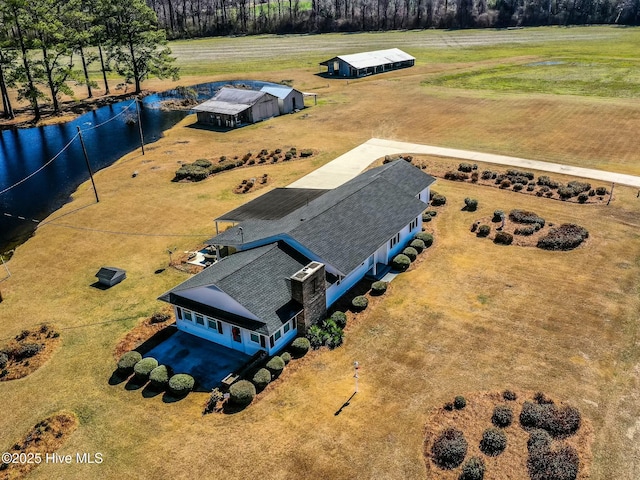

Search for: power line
xmin=80 ymin=100 xmax=136 ymax=131
xmin=42 ymin=221 xmax=210 ymax=238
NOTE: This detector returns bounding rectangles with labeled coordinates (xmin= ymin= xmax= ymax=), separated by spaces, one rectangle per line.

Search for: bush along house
xmin=158 ymin=160 xmax=435 ymax=355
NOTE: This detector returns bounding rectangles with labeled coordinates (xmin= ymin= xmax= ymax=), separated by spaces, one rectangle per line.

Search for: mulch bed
xmin=0 ymin=325 xmax=61 ymax=381
xmin=113 ymin=310 xmax=175 ymax=360
xmin=0 ymin=412 xmax=79 ymax=480
xmin=423 ymin=390 xmax=594 ymax=480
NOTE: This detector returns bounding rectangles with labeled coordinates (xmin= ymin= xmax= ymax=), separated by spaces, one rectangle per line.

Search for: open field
xmin=1 ymin=27 xmax=640 ymax=479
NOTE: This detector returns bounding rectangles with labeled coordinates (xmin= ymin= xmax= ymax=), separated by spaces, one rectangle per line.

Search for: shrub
xmin=557 ymin=185 xmax=576 ymax=199
xmin=325 ymin=326 xmax=344 ymax=349
xmin=174 ymin=164 xmax=209 ymax=181
xmin=444 ymin=402 xmax=455 ymax=411
xmin=492 ymin=210 xmax=504 ymax=222
xmin=506 ymin=169 xmax=534 ymax=180
xmin=281 ymin=352 xmax=292 ymax=365
xmin=471 ymin=222 xmax=478 ymax=232
xmin=391 ymin=254 xmax=411 ymax=271
xmin=300 ymin=149 xmax=313 ymax=157
xmin=431 ymin=194 xmax=447 ymax=206
xmin=117 ymin=351 xmax=142 ymax=374
xmin=534 ymin=391 xmax=555 ymax=405
xmin=464 ymin=198 xmax=478 ymax=211
xmin=150 ymin=312 xmax=171 ymax=323
xmin=252 ymin=368 xmax=271 ymax=390
xmin=266 ymin=356 xmax=285 ymax=377
xmin=513 ymin=183 xmax=524 ymax=191
xmin=445 ymin=171 xmax=469 ymax=181
xmin=415 ymin=232 xmax=434 ymax=247
xmin=307 ymin=325 xmax=324 ymax=349
xmin=520 ymin=402 xmax=581 ymax=438
xmin=371 ymin=281 xmax=388 ymax=296
xmin=477 ymin=225 xmax=490 ymax=237
xmin=134 ymin=357 xmax=158 ymax=380
xmin=537 ymin=176 xmax=559 ymax=188
xmin=494 ymin=232 xmax=513 ymax=245
xmin=492 ymin=405 xmax=513 ymax=428
xmin=596 ymin=186 xmax=608 ymax=195
xmin=460 ymin=457 xmax=485 ymax=480
xmin=0 ymin=352 xmax=7 ymax=369
xmin=290 ymin=337 xmax=310 ymax=357
xmin=499 ymin=179 xmax=511 ymax=189
xmin=410 ymin=238 xmax=426 ymax=252
xmin=481 ymin=170 xmax=493 ymax=180
xmin=509 ymin=209 xmax=545 ymax=228
xmin=431 ymin=427 xmax=468 ymax=470
xmin=471 ymin=171 xmax=479 ymax=182
xmin=454 ymin=395 xmax=466 ymax=409
xmin=330 ymin=311 xmax=348 ymax=328
xmin=11 ymin=343 xmax=42 ymax=361
xmin=537 ymin=224 xmax=588 ymax=251
xmin=503 ymin=390 xmax=517 ymax=401
xmin=352 ymin=295 xmax=369 ymax=311
xmin=403 ymin=246 xmax=418 ymax=262
xmin=527 ymin=429 xmax=552 ymax=454
xmin=528 ymin=444 xmax=579 ymax=480
xmin=514 ymin=226 xmax=536 ymax=236
xmin=229 ymin=380 xmax=256 ymax=407
xmin=149 ymin=365 xmax=170 ymax=389
xmin=284 ymin=152 xmax=293 ymax=160
xmin=168 ymin=373 xmax=195 ymax=396
xmin=567 ymin=180 xmax=591 ymax=193
xmin=578 ymin=193 xmax=588 ymax=203
xmin=193 ymin=158 xmax=212 ymax=168
xmin=422 ymin=212 xmax=432 ymax=222
xmin=527 ymin=184 xmax=535 ymax=191
xmin=588 ymin=189 xmax=596 ymax=196
xmin=479 ymin=428 xmax=507 ymax=456
xmin=458 ymin=162 xmax=473 ymax=172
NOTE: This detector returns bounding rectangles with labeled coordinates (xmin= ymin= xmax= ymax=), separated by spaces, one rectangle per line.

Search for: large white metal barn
xmin=319 ymin=48 xmax=415 ymax=78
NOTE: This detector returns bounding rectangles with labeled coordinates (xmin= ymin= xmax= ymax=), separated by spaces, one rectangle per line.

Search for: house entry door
xmin=232 ymin=327 xmax=242 ymax=343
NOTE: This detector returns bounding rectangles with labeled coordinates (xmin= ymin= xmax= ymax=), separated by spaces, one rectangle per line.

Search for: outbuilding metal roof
xmin=193 ymin=87 xmax=274 ymax=115
xmin=260 ymin=85 xmax=299 ymax=99
xmin=320 ymin=48 xmax=415 ymax=70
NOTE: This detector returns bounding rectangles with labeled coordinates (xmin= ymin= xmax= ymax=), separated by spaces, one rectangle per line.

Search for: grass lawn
xmin=1 ymin=26 xmax=640 ymax=480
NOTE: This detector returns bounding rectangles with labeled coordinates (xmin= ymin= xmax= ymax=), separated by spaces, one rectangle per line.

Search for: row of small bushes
xmin=509 ymin=209 xmax=546 ymax=228
xmin=391 ymin=232 xmax=433 ymax=271
xmin=431 ymin=426 xmax=507 ymax=471
xmin=116 ymin=351 xmax=195 ymax=397
xmin=520 ymin=401 xmax=582 ymax=437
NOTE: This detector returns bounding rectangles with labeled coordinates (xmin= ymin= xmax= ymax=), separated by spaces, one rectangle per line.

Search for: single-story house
xmin=193 ymin=87 xmax=279 ymax=128
xmin=259 ymin=85 xmax=305 ymax=114
xmin=319 ymin=48 xmax=415 ymax=78
xmin=159 ymin=160 xmax=435 ymax=356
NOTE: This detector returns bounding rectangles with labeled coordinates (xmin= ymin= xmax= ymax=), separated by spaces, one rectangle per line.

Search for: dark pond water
xmin=0 ymin=80 xmax=279 ymax=253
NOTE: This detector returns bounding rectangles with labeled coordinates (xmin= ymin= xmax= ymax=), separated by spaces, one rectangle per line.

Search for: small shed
xmin=319 ymin=48 xmax=415 ymax=78
xmin=193 ymin=87 xmax=279 ymax=128
xmin=95 ymin=267 xmax=126 ymax=287
xmin=259 ymin=85 xmax=304 ymax=114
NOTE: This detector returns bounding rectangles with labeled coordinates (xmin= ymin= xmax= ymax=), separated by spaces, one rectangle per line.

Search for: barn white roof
xmin=321 ymin=48 xmax=415 ymax=70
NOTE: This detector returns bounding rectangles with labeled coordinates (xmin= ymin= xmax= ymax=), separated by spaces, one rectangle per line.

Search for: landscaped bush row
xmin=508 ymin=209 xmax=546 ymax=228
xmin=536 ymin=224 xmax=589 ymax=251
xmin=115 ymin=351 xmax=194 ymax=397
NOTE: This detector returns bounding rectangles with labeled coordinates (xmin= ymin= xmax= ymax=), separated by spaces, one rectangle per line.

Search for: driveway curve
xmin=287 ymin=138 xmax=640 ymax=190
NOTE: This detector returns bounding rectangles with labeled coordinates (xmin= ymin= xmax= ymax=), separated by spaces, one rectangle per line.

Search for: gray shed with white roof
xmin=320 ymin=48 xmax=415 ymax=77
xmin=259 ymin=85 xmax=304 ymax=114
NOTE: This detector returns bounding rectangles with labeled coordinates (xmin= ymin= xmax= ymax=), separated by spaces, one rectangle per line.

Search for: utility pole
xmin=135 ymin=97 xmax=145 ymax=155
xmin=76 ymin=127 xmax=99 ymax=203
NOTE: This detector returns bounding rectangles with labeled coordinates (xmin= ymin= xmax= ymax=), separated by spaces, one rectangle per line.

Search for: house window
xmin=274 ymin=330 xmax=282 ymax=342
xmin=284 ymin=323 xmax=290 ymax=334
xmin=195 ymin=314 xmax=204 ymax=326
xmin=410 ymin=218 xmax=419 ymax=231
xmin=176 ymin=308 xmax=182 ymax=320
xmin=217 ymin=321 xmax=223 ymax=334
xmin=250 ymin=333 xmax=260 ymax=344
xmin=207 ymin=319 xmax=217 ymax=330
xmin=389 ymin=232 xmax=400 ymax=248
xmin=184 ymin=310 xmax=193 ymax=322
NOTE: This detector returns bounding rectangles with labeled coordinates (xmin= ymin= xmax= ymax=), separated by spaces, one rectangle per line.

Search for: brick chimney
xmin=290 ymin=262 xmax=327 ymax=336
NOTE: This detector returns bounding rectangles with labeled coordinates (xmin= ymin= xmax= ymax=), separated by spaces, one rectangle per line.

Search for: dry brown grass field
xmin=1 ymin=27 xmax=640 ymax=480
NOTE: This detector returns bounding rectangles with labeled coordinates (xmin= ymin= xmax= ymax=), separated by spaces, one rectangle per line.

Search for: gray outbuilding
xmin=320 ymin=48 xmax=415 ymax=78
xmin=259 ymin=85 xmax=305 ymax=114
xmin=95 ymin=267 xmax=126 ymax=287
xmin=193 ymin=87 xmax=280 ymax=128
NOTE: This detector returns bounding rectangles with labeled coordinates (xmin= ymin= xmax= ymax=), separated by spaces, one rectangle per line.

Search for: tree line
xmin=0 ymin=0 xmax=179 ymax=122
xmin=148 ymin=0 xmax=640 ymax=38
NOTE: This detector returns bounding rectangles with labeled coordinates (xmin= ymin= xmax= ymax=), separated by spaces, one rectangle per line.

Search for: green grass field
xmin=2 ymin=26 xmax=640 ymax=480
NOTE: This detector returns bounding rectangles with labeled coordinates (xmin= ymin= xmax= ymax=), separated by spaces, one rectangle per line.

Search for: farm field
xmin=1 ymin=26 xmax=640 ymax=480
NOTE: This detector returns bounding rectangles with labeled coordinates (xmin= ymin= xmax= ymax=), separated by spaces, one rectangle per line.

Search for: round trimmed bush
xmin=330 ymin=311 xmax=347 ymax=328
xmin=266 ymin=356 xmax=285 ymax=377
xmin=352 ymin=295 xmax=369 ymax=311
xmin=503 ymin=390 xmax=517 ymax=401
xmin=479 ymin=428 xmax=507 ymax=456
xmin=415 ymin=232 xmax=434 ymax=247
xmin=149 ymin=364 xmax=170 ymax=389
xmin=371 ymin=281 xmax=388 ymax=296
xmin=431 ymin=427 xmax=468 ymax=470
xmin=528 ymin=444 xmax=579 ymax=480
xmin=252 ymin=368 xmax=271 ymax=390
xmin=134 ymin=357 xmax=158 ymax=380
xmin=460 ymin=457 xmax=485 ymax=480
xmin=454 ymin=395 xmax=467 ymax=410
xmin=494 ymin=231 xmax=513 ymax=245
xmin=477 ymin=224 xmax=490 ymax=237
xmin=410 ymin=238 xmax=425 ymax=252
xmin=403 ymin=246 xmax=418 ymax=262
xmin=290 ymin=337 xmax=310 ymax=358
xmin=391 ymin=254 xmax=411 ymax=272
xmin=520 ymin=401 xmax=544 ymax=429
xmin=464 ymin=198 xmax=478 ymax=211
xmin=229 ymin=380 xmax=256 ymax=407
xmin=281 ymin=352 xmax=292 ymax=365
xmin=527 ymin=429 xmax=552 ymax=454
xmin=596 ymin=186 xmax=608 ymax=195
xmin=168 ymin=373 xmax=195 ymax=396
xmin=492 ymin=210 xmax=504 ymax=222
xmin=117 ymin=351 xmax=142 ymax=374
xmin=431 ymin=194 xmax=447 ymax=206
xmin=578 ymin=193 xmax=588 ymax=203
xmin=0 ymin=352 xmax=8 ymax=369
xmin=492 ymin=405 xmax=513 ymax=428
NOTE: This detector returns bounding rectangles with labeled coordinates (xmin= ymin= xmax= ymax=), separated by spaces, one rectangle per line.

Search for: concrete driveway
xmin=287 ymin=138 xmax=640 ymax=189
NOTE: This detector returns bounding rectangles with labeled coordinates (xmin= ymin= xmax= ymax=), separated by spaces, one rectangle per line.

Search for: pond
xmin=0 ymin=80 xmax=281 ymax=253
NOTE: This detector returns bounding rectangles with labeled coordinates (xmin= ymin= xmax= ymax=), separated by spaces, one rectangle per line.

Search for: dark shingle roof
xmin=207 ymin=161 xmax=435 ymax=274
xmin=158 ymin=242 xmax=307 ymax=335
